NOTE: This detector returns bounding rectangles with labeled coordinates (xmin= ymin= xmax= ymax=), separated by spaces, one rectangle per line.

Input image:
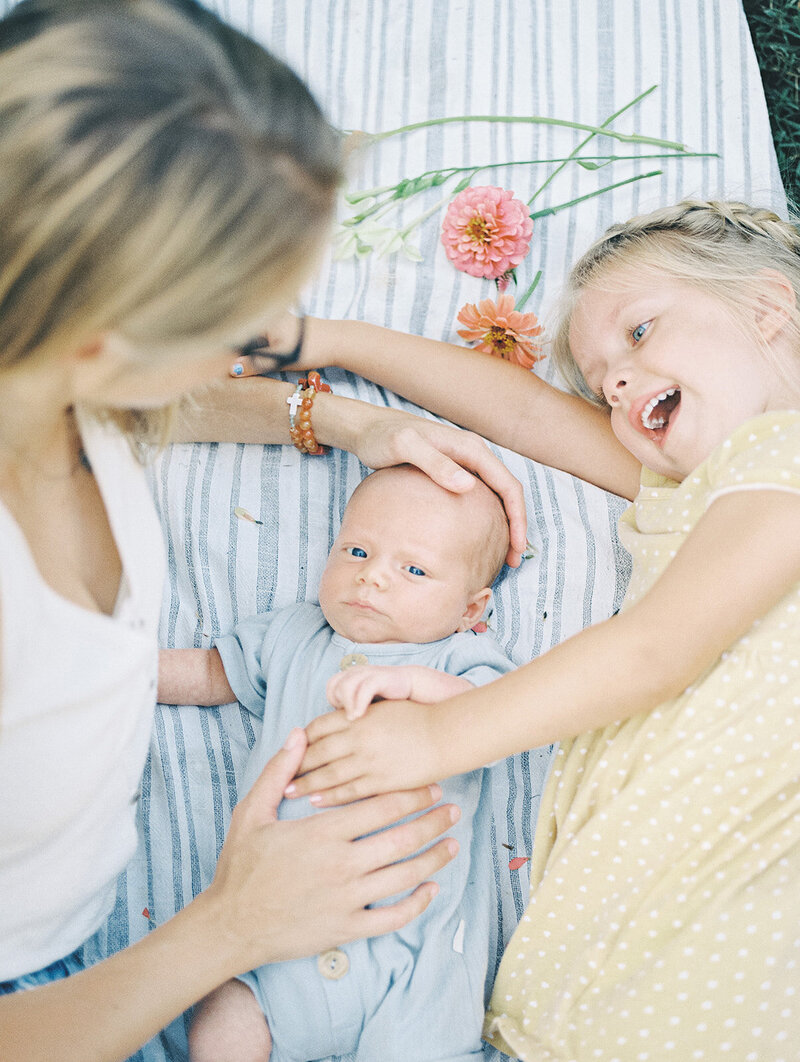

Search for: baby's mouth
xmin=639 ymin=387 xmax=681 ymax=440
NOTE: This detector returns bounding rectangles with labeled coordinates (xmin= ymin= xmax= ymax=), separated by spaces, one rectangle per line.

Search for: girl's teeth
xmin=641 ymin=387 xmax=677 ymax=429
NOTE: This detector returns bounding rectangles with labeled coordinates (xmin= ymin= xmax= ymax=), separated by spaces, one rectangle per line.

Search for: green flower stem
xmin=360 ymin=114 xmax=686 ymax=152
xmin=398 ymin=195 xmax=452 ymax=237
xmin=347 ymin=150 xmax=712 ymax=206
xmin=515 ymin=269 xmax=543 ymax=312
xmin=346 ymin=196 xmax=404 ymax=226
xmin=529 ymin=85 xmax=659 ymax=205
xmin=345 ymin=152 xmax=712 ymax=226
xmin=344 ymin=184 xmax=398 ymax=204
xmin=528 ymin=169 xmax=662 ymax=220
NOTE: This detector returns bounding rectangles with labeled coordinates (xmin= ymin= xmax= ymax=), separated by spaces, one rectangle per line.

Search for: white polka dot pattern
xmin=485 ymin=412 xmax=800 ymax=1060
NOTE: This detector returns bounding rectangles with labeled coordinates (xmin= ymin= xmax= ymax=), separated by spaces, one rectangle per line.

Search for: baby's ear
xmin=457 ymin=587 xmax=492 ymax=632
xmin=754 ymin=268 xmax=797 ymax=343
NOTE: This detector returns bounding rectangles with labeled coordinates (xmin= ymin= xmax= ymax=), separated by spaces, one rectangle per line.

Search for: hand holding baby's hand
xmin=326 ymin=665 xmax=416 ymax=720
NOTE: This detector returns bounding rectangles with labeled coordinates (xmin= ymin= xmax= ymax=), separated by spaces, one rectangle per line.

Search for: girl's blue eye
xmin=631 ymin=321 xmax=650 ymax=343
xmin=407 ymin=565 xmax=427 ymax=577
xmin=347 ymin=546 xmax=367 ymax=558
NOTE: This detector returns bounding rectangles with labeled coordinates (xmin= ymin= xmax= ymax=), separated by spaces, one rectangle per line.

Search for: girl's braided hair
xmin=551 ymin=200 xmax=800 ymax=405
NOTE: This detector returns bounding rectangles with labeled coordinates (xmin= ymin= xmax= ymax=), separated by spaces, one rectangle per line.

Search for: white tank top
xmin=0 ymin=410 xmax=166 ymax=980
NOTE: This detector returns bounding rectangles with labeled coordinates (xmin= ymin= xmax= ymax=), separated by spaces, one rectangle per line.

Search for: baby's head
xmin=551 ymin=199 xmax=800 ymax=406
xmin=318 ymin=466 xmax=509 ymax=644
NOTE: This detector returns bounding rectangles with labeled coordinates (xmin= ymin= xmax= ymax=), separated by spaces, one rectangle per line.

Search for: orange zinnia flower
xmin=456 ymin=294 xmax=544 ymax=369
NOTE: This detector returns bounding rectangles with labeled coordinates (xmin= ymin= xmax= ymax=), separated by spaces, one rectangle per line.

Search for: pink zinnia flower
xmin=441 ymin=185 xmax=533 ymax=279
xmin=456 ymin=294 xmax=544 ymax=369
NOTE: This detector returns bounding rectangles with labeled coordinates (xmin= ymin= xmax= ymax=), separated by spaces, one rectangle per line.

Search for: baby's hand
xmin=326 ymin=665 xmax=416 ymax=721
xmin=326 ymin=665 xmax=473 ymax=721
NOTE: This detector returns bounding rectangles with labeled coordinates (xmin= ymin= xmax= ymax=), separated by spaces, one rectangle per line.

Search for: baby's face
xmin=318 ymin=472 xmax=489 ymax=644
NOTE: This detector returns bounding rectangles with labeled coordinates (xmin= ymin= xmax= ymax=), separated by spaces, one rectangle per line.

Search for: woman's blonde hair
xmin=0 ymin=0 xmax=343 ymax=445
xmin=550 ymin=199 xmax=800 ymax=406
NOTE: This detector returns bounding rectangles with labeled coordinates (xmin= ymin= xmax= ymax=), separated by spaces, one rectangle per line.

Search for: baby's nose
xmin=357 ymin=560 xmax=389 ymax=587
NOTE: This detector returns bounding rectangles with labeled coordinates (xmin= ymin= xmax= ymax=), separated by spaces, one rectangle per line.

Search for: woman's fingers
xmin=237 ymin=727 xmax=308 ymax=823
xmin=352 ymin=881 xmax=443 ymax=937
xmin=384 ymin=425 xmax=526 ymax=566
xmin=351 ymin=797 xmax=459 ymax=871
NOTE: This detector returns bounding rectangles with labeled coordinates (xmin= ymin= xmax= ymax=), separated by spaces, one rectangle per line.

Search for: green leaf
xmin=575 ymin=158 xmax=612 ymax=170
xmin=452 ymin=172 xmax=477 ymax=194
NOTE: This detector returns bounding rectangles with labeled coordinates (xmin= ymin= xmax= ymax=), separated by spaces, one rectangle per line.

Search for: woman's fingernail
xmin=231 ymin=362 xmax=244 ymax=376
xmin=284 ymin=783 xmax=296 ymax=795
xmin=309 ymin=793 xmax=323 ymax=805
xmin=449 ymin=805 xmax=461 ymax=823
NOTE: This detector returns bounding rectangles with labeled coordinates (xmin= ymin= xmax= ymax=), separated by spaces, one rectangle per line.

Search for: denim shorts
xmin=0 ymin=945 xmax=88 ymax=995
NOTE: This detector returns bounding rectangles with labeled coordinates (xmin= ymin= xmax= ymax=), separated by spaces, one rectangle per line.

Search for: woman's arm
xmin=302 ymin=318 xmax=642 ymax=500
xmin=175 ymin=377 xmax=528 ymax=564
xmin=0 ymin=732 xmax=459 ymax=1062
xmin=292 ymin=487 xmax=800 ymax=801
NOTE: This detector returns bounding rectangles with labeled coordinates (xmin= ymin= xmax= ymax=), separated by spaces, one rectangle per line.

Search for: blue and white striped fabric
xmin=78 ymin=1 xmax=783 ymax=1059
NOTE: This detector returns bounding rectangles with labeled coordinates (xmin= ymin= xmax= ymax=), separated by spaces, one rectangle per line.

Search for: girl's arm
xmin=175 ymin=377 xmax=528 ymax=564
xmin=0 ymin=731 xmax=459 ymax=1062
xmin=157 ymin=648 xmax=235 ymax=706
xmin=292 ymin=487 xmax=800 ymax=800
xmin=300 ymin=317 xmax=642 ymax=500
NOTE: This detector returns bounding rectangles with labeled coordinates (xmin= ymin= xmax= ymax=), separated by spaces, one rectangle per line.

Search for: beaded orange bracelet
xmin=286 ymin=371 xmax=332 ymax=455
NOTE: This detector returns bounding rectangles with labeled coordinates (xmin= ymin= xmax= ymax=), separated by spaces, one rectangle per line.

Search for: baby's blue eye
xmin=347 ymin=546 xmax=368 ymax=558
xmin=407 ymin=565 xmax=427 ymax=577
xmin=631 ymin=321 xmax=650 ymax=343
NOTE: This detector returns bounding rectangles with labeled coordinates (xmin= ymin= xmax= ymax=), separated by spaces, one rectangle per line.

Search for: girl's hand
xmin=327 ymin=665 xmax=474 ymax=720
xmin=287 ymin=700 xmax=443 ymax=807
xmin=231 ymin=312 xmax=316 ymax=375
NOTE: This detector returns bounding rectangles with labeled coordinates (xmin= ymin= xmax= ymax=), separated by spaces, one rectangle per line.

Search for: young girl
xmin=282 ymin=200 xmax=800 ymax=1059
xmin=0 ymin=2 xmax=528 ymax=1059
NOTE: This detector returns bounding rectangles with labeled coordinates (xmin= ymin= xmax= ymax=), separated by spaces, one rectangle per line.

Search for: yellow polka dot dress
xmin=485 ymin=412 xmax=800 ymax=1061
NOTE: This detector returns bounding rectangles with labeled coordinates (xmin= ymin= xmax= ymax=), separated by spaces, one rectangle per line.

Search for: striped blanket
xmin=67 ymin=0 xmax=783 ymax=1058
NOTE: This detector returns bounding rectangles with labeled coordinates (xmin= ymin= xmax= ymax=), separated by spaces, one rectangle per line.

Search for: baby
xmin=158 ymin=464 xmax=515 ymax=1062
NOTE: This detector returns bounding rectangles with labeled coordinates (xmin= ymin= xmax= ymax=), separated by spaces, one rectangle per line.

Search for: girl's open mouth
xmin=636 ymin=387 xmax=681 ymax=444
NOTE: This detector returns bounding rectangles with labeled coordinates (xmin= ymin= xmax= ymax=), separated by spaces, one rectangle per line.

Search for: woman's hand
xmin=204 ymin=727 xmax=458 ymax=972
xmin=228 ymin=320 xmax=527 ymax=567
xmin=340 ymin=404 xmax=527 ymax=567
xmin=286 ymin=701 xmax=444 ymax=808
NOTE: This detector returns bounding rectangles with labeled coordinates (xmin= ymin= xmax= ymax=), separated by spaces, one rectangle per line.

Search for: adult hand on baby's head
xmin=349 ymin=407 xmax=527 ymax=568
xmin=204 ymin=727 xmax=459 ymax=972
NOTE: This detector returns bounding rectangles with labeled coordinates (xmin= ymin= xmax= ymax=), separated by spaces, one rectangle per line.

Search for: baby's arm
xmin=158 ymin=648 xmax=236 ymax=706
xmin=326 ymin=664 xmax=473 ymax=721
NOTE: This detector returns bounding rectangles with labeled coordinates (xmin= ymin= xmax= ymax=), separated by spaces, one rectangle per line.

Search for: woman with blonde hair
xmin=0 ymin=2 xmax=524 ymax=1059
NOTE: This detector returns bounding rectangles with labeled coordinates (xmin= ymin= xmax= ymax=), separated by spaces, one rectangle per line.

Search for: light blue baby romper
xmin=215 ymin=602 xmax=514 ymax=1062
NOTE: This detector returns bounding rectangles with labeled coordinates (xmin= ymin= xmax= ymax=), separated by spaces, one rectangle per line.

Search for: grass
xmin=741 ymin=0 xmax=800 ymax=209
